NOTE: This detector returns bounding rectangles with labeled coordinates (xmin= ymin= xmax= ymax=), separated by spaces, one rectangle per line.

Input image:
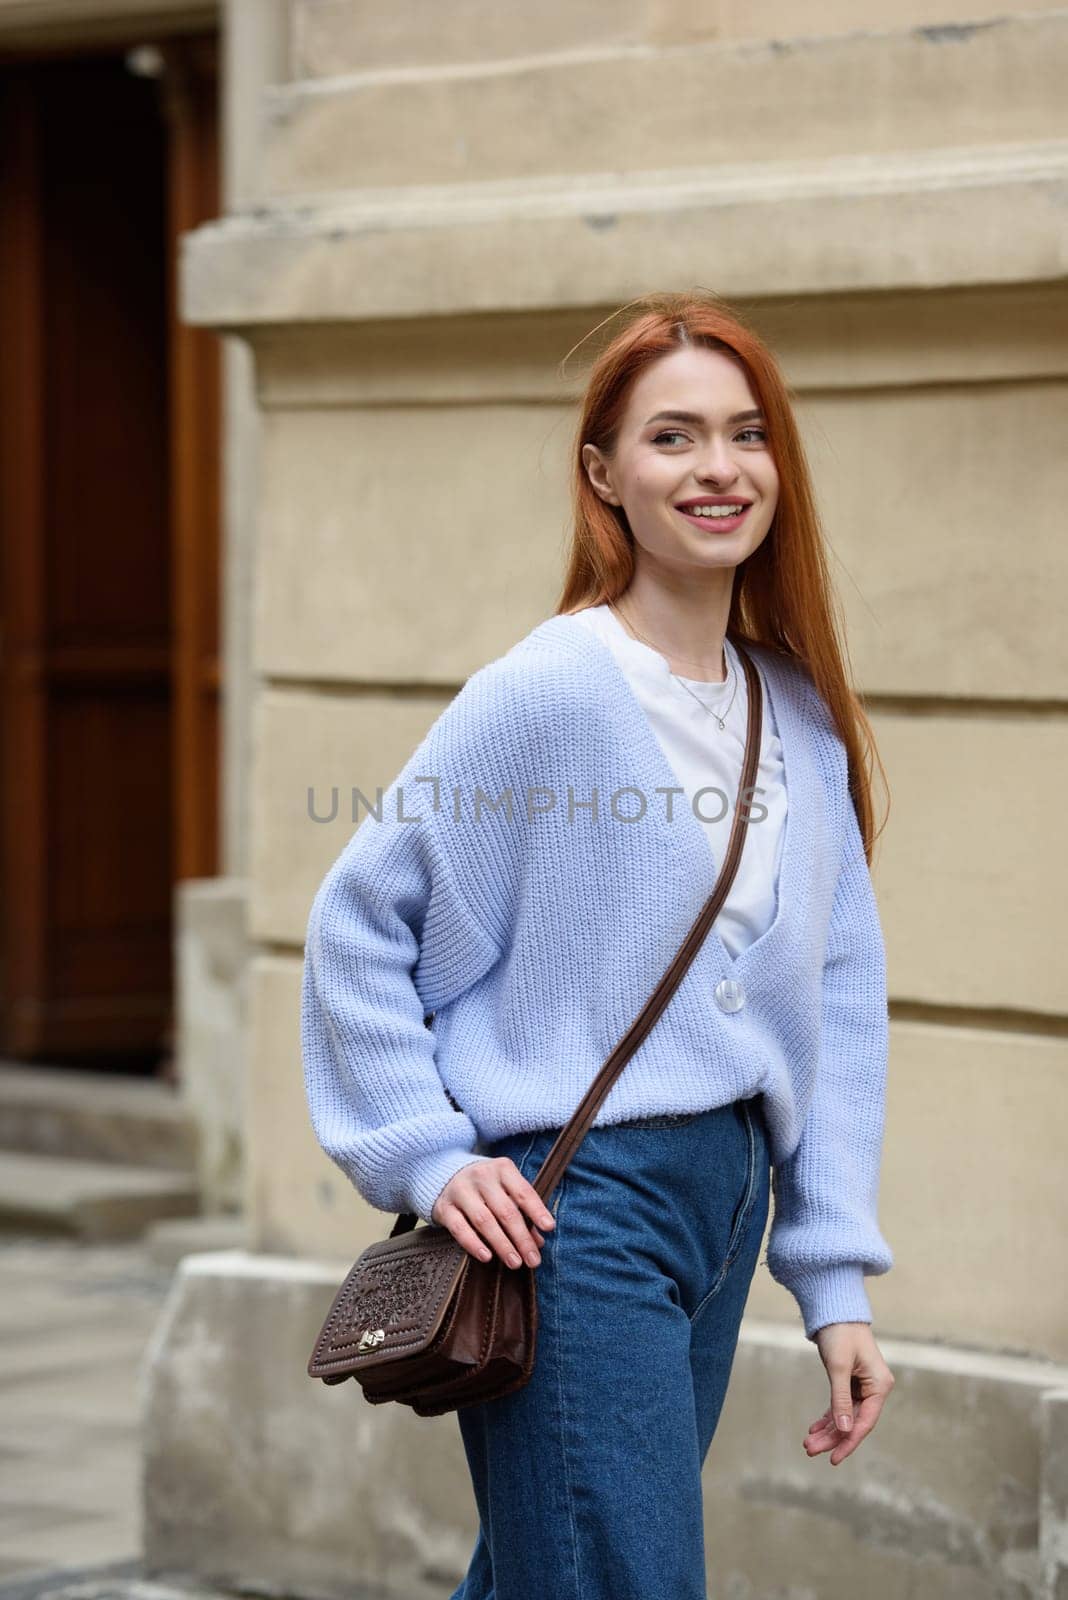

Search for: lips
xmin=674 ymin=496 xmax=751 ymax=534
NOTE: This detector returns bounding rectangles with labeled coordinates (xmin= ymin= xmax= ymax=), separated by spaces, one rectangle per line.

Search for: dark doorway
xmin=0 ymin=38 xmax=220 ymax=1074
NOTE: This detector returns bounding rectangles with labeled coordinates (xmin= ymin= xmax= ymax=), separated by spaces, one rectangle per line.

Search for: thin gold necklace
xmin=608 ymin=598 xmax=741 ymax=731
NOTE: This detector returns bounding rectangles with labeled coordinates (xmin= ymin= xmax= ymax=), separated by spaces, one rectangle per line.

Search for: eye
xmin=651 ymin=426 xmax=768 ymax=447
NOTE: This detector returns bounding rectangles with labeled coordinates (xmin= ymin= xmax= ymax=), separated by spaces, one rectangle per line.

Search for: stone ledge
xmin=142 ymin=1248 xmax=1068 ymax=1600
xmin=181 ymin=143 xmax=1068 ymax=330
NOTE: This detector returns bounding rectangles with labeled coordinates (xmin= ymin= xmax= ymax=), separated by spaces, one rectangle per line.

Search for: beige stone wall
xmin=290 ymin=0 xmax=1068 ymax=75
xmin=266 ymin=15 xmax=1067 ymax=195
xmin=185 ymin=1 xmax=1068 ymax=1367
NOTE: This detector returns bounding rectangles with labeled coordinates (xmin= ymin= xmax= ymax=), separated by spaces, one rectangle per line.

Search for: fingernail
xmin=540 ymin=1214 xmax=554 ymax=1228
xmin=837 ymin=1414 xmax=852 ymax=1431
xmin=508 ymin=1252 xmax=521 ymax=1267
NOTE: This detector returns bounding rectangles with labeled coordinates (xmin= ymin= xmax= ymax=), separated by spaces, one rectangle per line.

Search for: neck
xmin=611 ymin=572 xmax=733 ymax=682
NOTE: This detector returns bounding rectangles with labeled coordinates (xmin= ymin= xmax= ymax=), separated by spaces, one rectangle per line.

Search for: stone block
xmin=264 ymin=16 xmax=1068 ymax=195
xmin=141 ymin=1252 xmax=1068 ymax=1599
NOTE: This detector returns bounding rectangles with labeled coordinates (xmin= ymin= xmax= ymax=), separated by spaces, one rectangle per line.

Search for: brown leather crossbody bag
xmin=307 ymin=644 xmax=763 ymax=1416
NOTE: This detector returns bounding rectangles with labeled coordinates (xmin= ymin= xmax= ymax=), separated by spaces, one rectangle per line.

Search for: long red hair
xmin=554 ymin=290 xmax=889 ymax=864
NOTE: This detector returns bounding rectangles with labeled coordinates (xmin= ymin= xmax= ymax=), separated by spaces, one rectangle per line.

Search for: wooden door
xmin=0 ymin=38 xmax=220 ymax=1069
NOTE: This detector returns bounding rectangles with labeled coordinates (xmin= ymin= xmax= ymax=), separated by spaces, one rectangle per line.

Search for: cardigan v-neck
xmin=563 ymin=604 xmax=789 ymax=964
xmin=523 ymin=610 xmax=809 ymax=981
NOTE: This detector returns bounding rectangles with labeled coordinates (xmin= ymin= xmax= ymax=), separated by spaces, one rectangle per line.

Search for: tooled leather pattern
xmin=340 ymin=1255 xmax=437 ymax=1332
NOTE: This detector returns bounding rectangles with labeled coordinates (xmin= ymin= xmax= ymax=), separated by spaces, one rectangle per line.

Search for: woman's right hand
xmin=431 ymin=1157 xmax=555 ymax=1269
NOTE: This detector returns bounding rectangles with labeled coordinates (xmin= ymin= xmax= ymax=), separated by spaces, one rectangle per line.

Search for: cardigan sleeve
xmin=300 ymin=662 xmax=523 ymax=1223
xmin=764 ymin=762 xmax=895 ymax=1341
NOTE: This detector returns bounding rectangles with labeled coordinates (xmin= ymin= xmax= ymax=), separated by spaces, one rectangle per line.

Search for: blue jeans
xmin=447 ymin=1095 xmax=771 ymax=1600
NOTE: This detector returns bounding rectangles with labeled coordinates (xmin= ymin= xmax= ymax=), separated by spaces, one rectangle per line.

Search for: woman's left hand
xmin=803 ymin=1321 xmax=895 ymax=1466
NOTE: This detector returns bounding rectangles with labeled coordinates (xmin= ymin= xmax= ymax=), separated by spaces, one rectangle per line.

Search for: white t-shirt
xmin=570 ymin=604 xmax=787 ymax=960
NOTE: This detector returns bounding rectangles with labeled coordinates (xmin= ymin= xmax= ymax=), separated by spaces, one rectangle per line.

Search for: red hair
xmin=555 ymin=289 xmax=889 ymax=864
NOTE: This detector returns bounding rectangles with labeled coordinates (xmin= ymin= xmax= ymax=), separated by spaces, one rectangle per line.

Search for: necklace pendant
xmin=609 ymin=596 xmax=741 ymax=728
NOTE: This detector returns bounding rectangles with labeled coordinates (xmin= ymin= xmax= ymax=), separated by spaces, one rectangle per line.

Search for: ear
xmin=581 ymin=443 xmax=621 ymax=506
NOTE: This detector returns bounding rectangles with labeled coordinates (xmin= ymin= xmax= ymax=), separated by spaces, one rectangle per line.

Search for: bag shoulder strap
xmin=391 ymin=641 xmax=763 ymax=1234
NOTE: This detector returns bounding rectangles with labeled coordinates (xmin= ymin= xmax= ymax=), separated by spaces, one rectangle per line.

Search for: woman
xmin=301 ymin=290 xmax=896 ymax=1599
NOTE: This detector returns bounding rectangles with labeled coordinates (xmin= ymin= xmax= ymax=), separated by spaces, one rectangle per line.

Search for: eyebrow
xmin=645 ymin=408 xmax=765 ymax=427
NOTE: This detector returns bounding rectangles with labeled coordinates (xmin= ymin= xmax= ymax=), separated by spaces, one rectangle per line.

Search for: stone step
xmin=262 ymin=13 xmax=1068 ymax=197
xmin=0 ymin=1151 xmax=200 ymax=1242
xmin=0 ymin=1061 xmax=198 ymax=1173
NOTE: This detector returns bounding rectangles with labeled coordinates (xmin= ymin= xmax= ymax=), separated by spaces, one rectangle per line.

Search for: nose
xmin=695 ymin=439 xmax=741 ymax=487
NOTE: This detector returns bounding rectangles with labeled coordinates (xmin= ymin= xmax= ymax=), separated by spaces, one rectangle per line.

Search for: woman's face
xmin=582 ymin=346 xmax=779 ymax=577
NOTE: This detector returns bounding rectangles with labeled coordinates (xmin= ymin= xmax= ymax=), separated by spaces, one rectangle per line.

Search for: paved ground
xmin=0 ymin=1233 xmax=174 ymax=1585
xmin=0 ymin=1233 xmax=382 ymax=1600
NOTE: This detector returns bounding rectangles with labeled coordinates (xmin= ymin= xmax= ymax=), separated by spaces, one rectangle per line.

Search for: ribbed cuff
xmin=401 ymin=1147 xmax=495 ymax=1224
xmin=784 ymin=1262 xmax=874 ymax=1341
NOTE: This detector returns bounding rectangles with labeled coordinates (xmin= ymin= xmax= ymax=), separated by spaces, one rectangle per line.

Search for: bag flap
xmin=307 ymin=1223 xmax=469 ymax=1379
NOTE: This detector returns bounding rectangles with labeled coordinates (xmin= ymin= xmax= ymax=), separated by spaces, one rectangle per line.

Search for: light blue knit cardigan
xmin=300 ymin=612 xmax=894 ymax=1341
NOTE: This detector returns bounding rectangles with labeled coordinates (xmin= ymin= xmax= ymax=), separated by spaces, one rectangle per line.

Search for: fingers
xmin=803 ymin=1407 xmax=841 ymax=1459
xmin=433 ymin=1156 xmax=556 ymax=1269
xmin=824 ymin=1393 xmax=885 ymax=1464
xmin=803 ymin=1344 xmax=896 ymax=1465
xmin=805 ymin=1402 xmax=871 ymax=1461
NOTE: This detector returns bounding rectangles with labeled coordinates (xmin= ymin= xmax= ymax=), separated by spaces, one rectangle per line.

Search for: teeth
xmin=681 ymin=504 xmax=747 ymax=518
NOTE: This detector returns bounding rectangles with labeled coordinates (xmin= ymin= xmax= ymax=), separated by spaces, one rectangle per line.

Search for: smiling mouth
xmin=675 ymin=503 xmax=751 ymax=529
